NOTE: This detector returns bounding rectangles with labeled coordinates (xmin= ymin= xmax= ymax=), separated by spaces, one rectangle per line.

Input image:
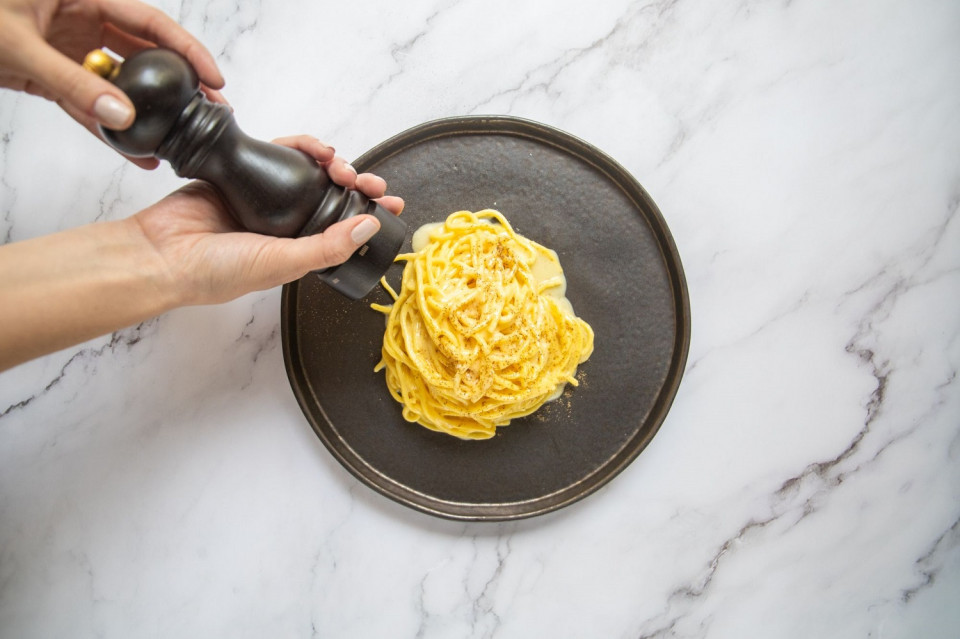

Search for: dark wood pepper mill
xmin=83 ymin=48 xmax=406 ymax=300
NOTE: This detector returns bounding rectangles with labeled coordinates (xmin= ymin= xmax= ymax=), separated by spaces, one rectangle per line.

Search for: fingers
xmin=200 ymin=84 xmax=230 ymax=107
xmin=316 ymin=215 xmax=381 ymax=267
xmin=325 ymin=157 xmax=358 ymax=188
xmin=98 ymin=0 xmax=225 ymax=89
xmin=127 ymin=155 xmax=162 ymax=170
xmin=326 ymin=162 xmax=404 ymax=213
xmin=354 ymin=172 xmax=387 ymax=198
xmin=100 ymin=21 xmax=231 ymax=107
xmin=57 ymin=98 xmax=160 ymax=169
xmin=22 ymin=39 xmax=135 ymax=129
xmin=271 ymin=135 xmax=335 ymax=163
xmin=100 ymin=22 xmax=155 ymax=59
xmin=279 ymin=215 xmax=382 ymax=276
xmin=271 ymin=135 xmax=404 ymax=215
xmin=204 ymin=215 xmax=383 ymax=300
xmin=375 ymin=195 xmax=405 ymax=216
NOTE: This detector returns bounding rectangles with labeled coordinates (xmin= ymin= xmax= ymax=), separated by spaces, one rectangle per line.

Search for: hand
xmin=0 ymin=135 xmax=403 ymax=371
xmin=0 ymin=0 xmax=225 ymax=169
xmin=134 ymin=135 xmax=405 ymax=306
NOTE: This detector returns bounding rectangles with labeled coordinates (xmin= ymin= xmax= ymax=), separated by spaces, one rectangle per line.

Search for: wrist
xmin=116 ymin=216 xmax=186 ymax=313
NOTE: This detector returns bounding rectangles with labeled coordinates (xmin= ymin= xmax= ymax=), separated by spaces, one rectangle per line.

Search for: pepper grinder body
xmin=97 ymin=48 xmax=405 ymax=299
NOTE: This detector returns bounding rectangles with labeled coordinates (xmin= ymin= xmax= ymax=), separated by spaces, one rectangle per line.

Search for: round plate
xmin=281 ymin=116 xmax=690 ymax=521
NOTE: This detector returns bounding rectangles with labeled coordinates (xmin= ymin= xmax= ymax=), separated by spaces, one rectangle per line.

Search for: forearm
xmin=0 ymin=218 xmax=179 ymax=371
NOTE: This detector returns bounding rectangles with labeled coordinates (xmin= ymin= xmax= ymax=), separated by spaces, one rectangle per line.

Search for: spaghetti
xmin=372 ymin=209 xmax=594 ymax=440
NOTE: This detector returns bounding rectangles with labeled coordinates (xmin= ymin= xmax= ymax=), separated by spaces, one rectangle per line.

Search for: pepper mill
xmin=83 ymin=48 xmax=406 ymax=300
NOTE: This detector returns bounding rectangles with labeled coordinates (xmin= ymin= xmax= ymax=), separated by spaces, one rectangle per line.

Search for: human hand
xmin=133 ymin=135 xmax=404 ymax=306
xmin=0 ymin=0 xmax=224 ymax=169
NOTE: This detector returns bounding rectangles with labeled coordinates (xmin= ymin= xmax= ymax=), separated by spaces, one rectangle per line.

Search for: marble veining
xmin=2 ymin=0 xmax=959 ymax=637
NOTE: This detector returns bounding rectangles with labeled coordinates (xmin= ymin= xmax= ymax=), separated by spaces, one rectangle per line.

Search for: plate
xmin=281 ymin=116 xmax=690 ymax=521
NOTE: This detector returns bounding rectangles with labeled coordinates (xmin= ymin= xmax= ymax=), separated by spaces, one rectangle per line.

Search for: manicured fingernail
xmin=94 ymin=94 xmax=133 ymax=129
xmin=351 ymin=218 xmax=380 ymax=245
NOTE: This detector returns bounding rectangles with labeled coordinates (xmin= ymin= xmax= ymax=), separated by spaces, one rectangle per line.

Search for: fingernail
xmin=343 ymin=163 xmax=358 ymax=176
xmin=351 ymin=218 xmax=380 ymax=245
xmin=94 ymin=94 xmax=133 ymax=129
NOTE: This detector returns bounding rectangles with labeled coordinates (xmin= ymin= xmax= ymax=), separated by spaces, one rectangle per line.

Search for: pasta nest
xmin=373 ymin=210 xmax=594 ymax=440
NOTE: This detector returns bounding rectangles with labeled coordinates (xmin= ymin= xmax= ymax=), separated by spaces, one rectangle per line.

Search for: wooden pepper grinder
xmin=83 ymin=48 xmax=406 ymax=300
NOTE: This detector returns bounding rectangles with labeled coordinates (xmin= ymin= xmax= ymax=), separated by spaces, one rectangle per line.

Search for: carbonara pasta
xmin=372 ymin=209 xmax=594 ymax=440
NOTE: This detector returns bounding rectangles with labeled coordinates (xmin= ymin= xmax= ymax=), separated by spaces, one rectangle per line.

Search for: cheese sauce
xmin=412 ymin=220 xmax=577 ymax=317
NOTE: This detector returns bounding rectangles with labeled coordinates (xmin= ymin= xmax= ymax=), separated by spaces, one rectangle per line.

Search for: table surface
xmin=1 ymin=1 xmax=958 ymax=637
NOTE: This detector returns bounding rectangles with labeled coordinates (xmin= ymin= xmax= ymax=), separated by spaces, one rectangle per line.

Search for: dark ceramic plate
xmin=281 ymin=116 xmax=689 ymax=521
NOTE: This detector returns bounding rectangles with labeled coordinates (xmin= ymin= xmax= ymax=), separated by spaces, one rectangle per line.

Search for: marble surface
xmin=1 ymin=0 xmax=958 ymax=636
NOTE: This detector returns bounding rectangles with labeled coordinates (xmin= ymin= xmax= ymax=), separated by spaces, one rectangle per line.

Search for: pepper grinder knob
xmin=85 ymin=48 xmax=406 ymax=300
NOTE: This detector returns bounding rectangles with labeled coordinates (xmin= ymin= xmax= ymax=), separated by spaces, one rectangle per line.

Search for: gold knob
xmin=82 ymin=49 xmax=118 ymax=78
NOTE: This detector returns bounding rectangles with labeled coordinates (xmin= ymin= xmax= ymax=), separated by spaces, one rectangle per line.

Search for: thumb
xmin=294 ymin=215 xmax=382 ymax=273
xmin=24 ymin=42 xmax=135 ymax=130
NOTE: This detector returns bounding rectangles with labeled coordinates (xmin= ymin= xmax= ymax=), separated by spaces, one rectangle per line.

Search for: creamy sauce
xmin=412 ymin=220 xmax=577 ymax=317
xmin=411 ymin=221 xmax=442 ymax=252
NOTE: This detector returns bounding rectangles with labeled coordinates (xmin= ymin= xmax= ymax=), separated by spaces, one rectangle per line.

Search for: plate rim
xmin=281 ymin=115 xmax=691 ymax=522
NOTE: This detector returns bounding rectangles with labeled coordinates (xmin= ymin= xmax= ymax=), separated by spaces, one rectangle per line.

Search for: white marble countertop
xmin=1 ymin=0 xmax=958 ymax=637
